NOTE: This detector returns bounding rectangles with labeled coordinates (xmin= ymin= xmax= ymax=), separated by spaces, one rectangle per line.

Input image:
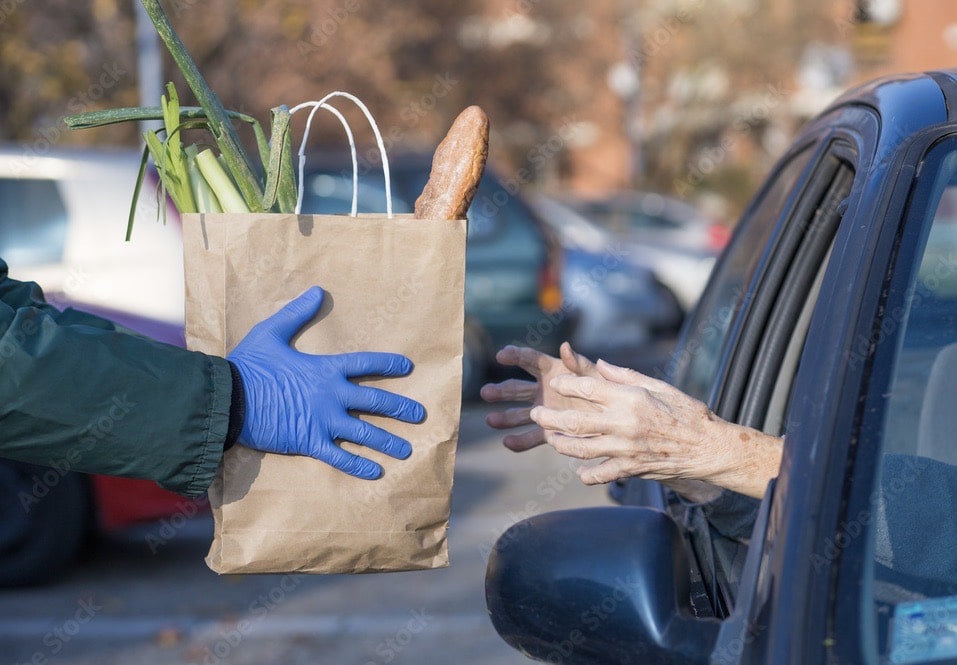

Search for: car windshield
xmin=863 ymin=137 xmax=957 ymax=662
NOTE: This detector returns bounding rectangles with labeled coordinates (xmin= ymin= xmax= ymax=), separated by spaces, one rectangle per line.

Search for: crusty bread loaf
xmin=414 ymin=106 xmax=489 ymax=220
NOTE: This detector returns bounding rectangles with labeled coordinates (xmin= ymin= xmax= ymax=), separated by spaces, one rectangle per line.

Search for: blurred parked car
xmin=486 ymin=70 xmax=957 ymax=664
xmin=0 ymin=146 xmax=201 ymax=586
xmin=561 ymin=191 xmax=727 ymax=311
xmin=527 ymin=193 xmax=682 ymax=363
xmin=300 ymin=153 xmax=571 ymax=397
xmin=571 ymin=190 xmax=730 ymax=252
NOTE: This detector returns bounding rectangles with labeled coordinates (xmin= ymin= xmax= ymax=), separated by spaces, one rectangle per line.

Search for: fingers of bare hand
xmin=560 ymin=342 xmax=597 ymax=376
xmin=596 ymin=359 xmax=671 ymax=392
xmin=503 ymin=427 xmax=546 ymax=452
xmin=494 ymin=345 xmax=551 ymax=378
xmin=531 ymin=406 xmax=608 ymax=438
xmin=480 ymin=378 xmax=537 ymax=403
xmin=578 ymin=458 xmax=629 ymax=485
xmin=485 ymin=406 xmax=532 ymax=429
xmin=548 ymin=374 xmax=606 ymax=404
xmin=543 ymin=431 xmax=608 ymax=460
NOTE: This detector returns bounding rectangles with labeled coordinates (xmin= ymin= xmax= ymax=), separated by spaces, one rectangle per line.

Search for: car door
xmin=615 ymin=105 xmax=876 ymax=618
xmin=708 ymin=78 xmax=957 ymax=664
xmin=809 ymin=128 xmax=957 ymax=664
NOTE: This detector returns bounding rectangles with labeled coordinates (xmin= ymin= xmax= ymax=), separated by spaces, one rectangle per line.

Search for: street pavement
xmin=0 ymin=403 xmax=612 ymax=665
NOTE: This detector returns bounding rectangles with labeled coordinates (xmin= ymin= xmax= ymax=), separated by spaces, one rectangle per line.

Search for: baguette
xmin=414 ymin=105 xmax=490 ymax=220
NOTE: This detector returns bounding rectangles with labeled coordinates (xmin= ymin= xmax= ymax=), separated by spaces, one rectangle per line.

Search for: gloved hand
xmin=227 ymin=286 xmax=426 ymax=479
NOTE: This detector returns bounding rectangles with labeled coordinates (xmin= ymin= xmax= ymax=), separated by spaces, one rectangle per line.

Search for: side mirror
xmin=485 ymin=506 xmax=720 ymax=665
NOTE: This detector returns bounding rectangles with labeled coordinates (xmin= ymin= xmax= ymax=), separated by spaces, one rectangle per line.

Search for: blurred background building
xmin=1 ymin=0 xmax=956 ymax=221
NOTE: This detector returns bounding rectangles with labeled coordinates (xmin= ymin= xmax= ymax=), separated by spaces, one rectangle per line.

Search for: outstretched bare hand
xmin=480 ymin=342 xmax=599 ymax=452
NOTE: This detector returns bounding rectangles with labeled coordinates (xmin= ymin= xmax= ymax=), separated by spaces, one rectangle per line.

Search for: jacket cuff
xmin=225 ymin=361 xmax=246 ymax=451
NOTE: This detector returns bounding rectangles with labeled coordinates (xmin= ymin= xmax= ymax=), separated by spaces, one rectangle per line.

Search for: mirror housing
xmin=485 ymin=506 xmax=720 ymax=664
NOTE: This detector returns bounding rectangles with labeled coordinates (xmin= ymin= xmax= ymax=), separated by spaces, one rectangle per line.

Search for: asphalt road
xmin=0 ymin=403 xmax=612 ymax=665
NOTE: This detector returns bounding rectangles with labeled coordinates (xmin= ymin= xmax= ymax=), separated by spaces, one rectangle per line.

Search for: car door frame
xmin=825 ymin=125 xmax=957 ymax=664
xmin=716 ymin=76 xmax=952 ymax=664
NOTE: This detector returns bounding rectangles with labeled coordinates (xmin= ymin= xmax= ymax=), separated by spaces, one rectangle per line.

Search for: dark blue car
xmin=485 ymin=69 xmax=957 ymax=664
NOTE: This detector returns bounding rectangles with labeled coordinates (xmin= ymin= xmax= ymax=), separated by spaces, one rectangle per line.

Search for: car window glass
xmin=863 ymin=141 xmax=957 ymax=662
xmin=299 ymin=172 xmax=412 ymax=215
xmin=669 ymin=145 xmax=815 ymax=401
xmin=298 ymin=167 xmax=509 ymax=243
xmin=705 ymin=152 xmax=852 ymax=616
xmin=739 ymin=157 xmax=854 ymax=431
xmin=468 ymin=179 xmax=549 ymax=258
xmin=0 ymin=178 xmax=69 ymax=266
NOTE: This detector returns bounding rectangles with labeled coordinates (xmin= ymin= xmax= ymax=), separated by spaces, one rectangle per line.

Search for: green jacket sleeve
xmin=0 ymin=258 xmax=230 ymax=497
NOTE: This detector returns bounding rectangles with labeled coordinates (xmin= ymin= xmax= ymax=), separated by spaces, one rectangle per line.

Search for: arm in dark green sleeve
xmin=0 ymin=258 xmax=233 ymax=497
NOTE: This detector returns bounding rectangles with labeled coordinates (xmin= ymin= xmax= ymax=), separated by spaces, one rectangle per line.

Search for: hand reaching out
xmin=528 ymin=358 xmax=783 ymax=499
xmin=480 ymin=342 xmax=599 ymax=452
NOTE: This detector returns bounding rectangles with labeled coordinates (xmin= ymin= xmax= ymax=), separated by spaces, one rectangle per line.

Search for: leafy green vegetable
xmin=138 ymin=0 xmax=264 ymax=212
xmin=65 ymin=0 xmax=300 ymax=237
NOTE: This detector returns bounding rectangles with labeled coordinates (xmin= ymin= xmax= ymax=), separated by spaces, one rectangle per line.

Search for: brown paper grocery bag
xmin=181 ymin=212 xmax=466 ymax=574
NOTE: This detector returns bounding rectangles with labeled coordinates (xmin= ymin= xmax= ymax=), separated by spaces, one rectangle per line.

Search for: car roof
xmin=0 ymin=144 xmax=143 ymax=180
xmin=815 ymin=68 xmax=956 ymax=132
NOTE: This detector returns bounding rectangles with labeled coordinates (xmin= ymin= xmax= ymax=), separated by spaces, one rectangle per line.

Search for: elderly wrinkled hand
xmin=528 ymin=359 xmax=783 ymax=499
xmin=480 ymin=342 xmax=599 ymax=452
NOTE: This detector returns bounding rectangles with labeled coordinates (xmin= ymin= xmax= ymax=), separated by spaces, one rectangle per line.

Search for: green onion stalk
xmin=64 ymin=0 xmax=298 ymax=237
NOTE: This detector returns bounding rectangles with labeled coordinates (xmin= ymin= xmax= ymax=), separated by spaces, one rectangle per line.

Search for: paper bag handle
xmin=289 ymin=92 xmax=393 ymax=218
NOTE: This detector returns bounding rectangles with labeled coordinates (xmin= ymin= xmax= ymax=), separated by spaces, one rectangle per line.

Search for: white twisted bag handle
xmin=289 ymin=92 xmax=393 ymax=218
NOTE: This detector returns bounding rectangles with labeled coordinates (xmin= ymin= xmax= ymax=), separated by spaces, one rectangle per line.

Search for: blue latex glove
xmin=227 ymin=286 xmax=426 ymax=479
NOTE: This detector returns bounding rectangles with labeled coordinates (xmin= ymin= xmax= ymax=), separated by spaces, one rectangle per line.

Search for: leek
xmin=195 ymin=149 xmax=249 ymax=213
xmin=139 ymin=0 xmax=263 ymax=212
xmin=65 ymin=0 xmax=301 ymax=235
xmin=186 ymin=146 xmax=222 ymax=213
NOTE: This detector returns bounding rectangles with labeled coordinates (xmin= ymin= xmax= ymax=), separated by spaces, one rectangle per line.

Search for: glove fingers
xmin=346 ymin=385 xmax=426 ymax=423
xmin=316 ymin=442 xmax=383 ymax=480
xmin=338 ymin=418 xmax=413 ymax=460
xmin=333 ymin=352 xmax=414 ymax=378
xmin=263 ymin=287 xmax=325 ymax=342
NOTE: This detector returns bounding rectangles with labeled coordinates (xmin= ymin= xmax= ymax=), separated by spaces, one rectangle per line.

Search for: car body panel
xmin=0 ymin=147 xmax=185 ymax=323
